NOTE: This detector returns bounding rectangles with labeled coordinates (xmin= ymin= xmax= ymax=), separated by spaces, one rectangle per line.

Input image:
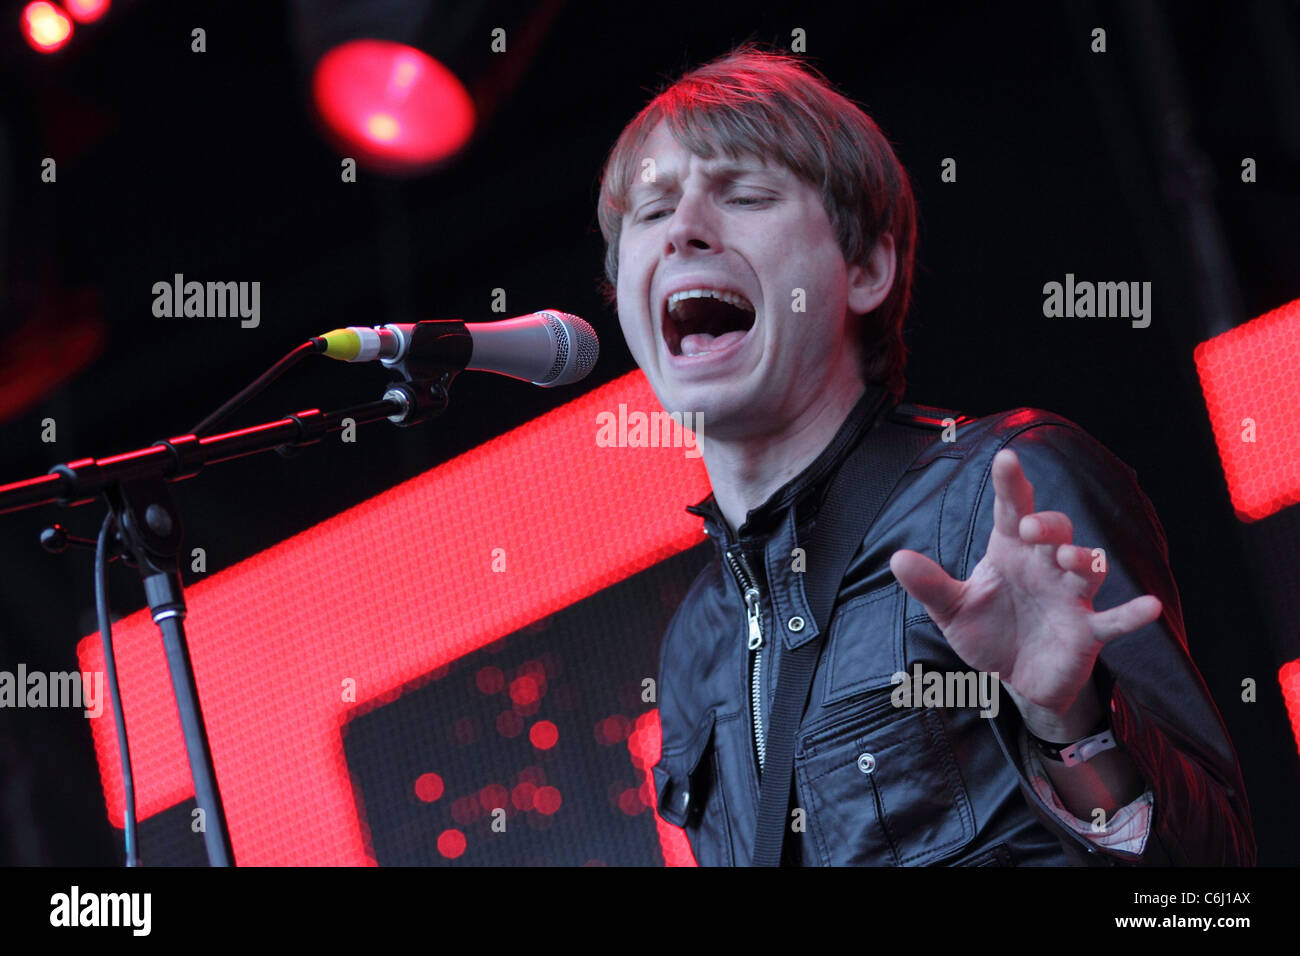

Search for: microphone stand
xmin=0 ymin=362 xmax=458 ymax=867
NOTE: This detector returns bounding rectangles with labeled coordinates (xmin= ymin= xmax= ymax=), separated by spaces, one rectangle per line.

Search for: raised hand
xmin=888 ymin=448 xmax=1162 ymax=725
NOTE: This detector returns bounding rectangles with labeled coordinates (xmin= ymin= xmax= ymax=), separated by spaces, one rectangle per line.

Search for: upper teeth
xmin=667 ymin=288 xmax=755 ymax=314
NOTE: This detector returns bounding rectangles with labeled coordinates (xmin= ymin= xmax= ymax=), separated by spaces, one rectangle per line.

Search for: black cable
xmin=95 ymin=510 xmax=138 ymax=866
xmin=83 ymin=334 xmax=326 ymax=867
xmin=189 ymin=338 xmax=326 ymax=437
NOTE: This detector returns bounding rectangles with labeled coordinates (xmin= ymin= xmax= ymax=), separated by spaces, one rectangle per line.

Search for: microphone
xmin=317 ymin=310 xmax=599 ymax=387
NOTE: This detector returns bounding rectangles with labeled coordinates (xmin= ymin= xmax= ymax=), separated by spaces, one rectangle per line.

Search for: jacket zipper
xmin=725 ymin=549 xmax=766 ymax=774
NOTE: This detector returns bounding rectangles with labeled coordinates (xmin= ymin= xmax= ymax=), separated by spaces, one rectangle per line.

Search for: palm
xmin=889 ymin=449 xmax=1162 ymax=716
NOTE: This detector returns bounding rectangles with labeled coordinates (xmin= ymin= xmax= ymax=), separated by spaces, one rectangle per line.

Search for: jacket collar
xmin=686 ymin=382 xmax=893 ymax=547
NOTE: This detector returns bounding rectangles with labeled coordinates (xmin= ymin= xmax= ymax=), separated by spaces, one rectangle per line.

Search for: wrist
xmin=1014 ymin=678 xmax=1105 ymax=743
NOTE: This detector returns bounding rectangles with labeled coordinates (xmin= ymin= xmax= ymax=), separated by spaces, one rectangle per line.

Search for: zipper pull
xmin=745 ymin=588 xmax=763 ymax=651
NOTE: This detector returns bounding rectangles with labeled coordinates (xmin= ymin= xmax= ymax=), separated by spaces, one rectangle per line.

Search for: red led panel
xmin=1194 ymin=298 xmax=1300 ymax=521
xmin=76 ymin=370 xmax=710 ymax=865
xmin=1280 ymin=659 xmax=1300 ymax=761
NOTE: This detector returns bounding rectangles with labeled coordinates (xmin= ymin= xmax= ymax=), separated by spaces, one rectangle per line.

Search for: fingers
xmin=1055 ymin=543 xmax=1105 ymax=598
xmin=1019 ymin=510 xmax=1073 ymax=546
xmin=1090 ymin=594 xmax=1163 ymax=643
xmin=1021 ymin=509 xmax=1077 ymax=570
xmin=992 ymin=449 xmax=1035 ymax=538
xmin=889 ymin=549 xmax=963 ymax=627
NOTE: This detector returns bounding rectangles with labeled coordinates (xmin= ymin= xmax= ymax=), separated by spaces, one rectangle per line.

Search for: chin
xmin=661 ymin=381 xmax=750 ymax=430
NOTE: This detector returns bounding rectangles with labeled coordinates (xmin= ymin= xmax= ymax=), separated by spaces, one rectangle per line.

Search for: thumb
xmin=889 ymin=549 xmax=963 ymax=627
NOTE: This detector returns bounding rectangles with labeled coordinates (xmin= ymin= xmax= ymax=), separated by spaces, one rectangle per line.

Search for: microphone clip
xmin=382 ymin=366 xmax=456 ymax=427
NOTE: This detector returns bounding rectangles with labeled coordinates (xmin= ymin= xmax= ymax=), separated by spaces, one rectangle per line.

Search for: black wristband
xmin=1028 ymin=712 xmax=1111 ymax=763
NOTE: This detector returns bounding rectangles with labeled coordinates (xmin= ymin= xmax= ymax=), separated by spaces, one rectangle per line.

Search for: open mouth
xmin=661 ymin=288 xmax=756 ymax=357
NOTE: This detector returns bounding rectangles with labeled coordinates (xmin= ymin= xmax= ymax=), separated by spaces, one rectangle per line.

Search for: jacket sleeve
xmin=962 ymin=416 xmax=1256 ymax=866
xmin=1020 ymin=726 xmax=1154 ymax=854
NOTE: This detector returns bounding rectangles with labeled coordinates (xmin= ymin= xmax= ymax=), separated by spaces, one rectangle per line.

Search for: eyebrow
xmin=628 ymin=160 xmax=776 ymax=203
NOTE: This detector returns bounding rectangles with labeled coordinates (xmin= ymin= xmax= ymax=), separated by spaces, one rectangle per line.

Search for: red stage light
xmin=1194 ymin=297 xmax=1300 ymax=521
xmin=528 ymin=719 xmax=558 ymax=750
xmin=1281 ymin=659 xmax=1300 ymax=760
xmin=496 ymin=710 xmax=524 ymax=738
xmin=450 ymin=797 xmax=479 ymax=825
xmin=21 ymin=2 xmax=72 ymax=53
xmin=64 ymin=0 xmax=109 ymax=23
xmin=533 ymin=786 xmax=562 ymax=815
xmin=312 ymin=39 xmax=475 ymax=173
xmin=475 ymin=665 xmax=505 ymax=695
xmin=436 ymin=829 xmax=466 ymax=859
xmin=511 ymin=782 xmax=537 ymax=811
xmin=509 ymin=674 xmax=541 ymax=706
xmin=0 ymin=299 xmax=104 ymax=425
xmin=413 ymin=772 xmax=444 ymax=803
xmin=618 ymin=788 xmax=643 ymax=816
xmin=478 ymin=783 xmax=509 ymax=812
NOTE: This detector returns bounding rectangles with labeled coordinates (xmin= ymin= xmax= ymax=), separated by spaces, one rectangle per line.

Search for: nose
xmin=663 ymin=190 xmax=721 ymax=259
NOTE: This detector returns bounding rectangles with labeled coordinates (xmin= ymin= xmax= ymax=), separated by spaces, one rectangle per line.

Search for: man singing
xmin=596 ymin=46 xmax=1254 ymax=866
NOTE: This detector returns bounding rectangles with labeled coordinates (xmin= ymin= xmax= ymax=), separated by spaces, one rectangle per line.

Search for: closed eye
xmin=637 ymin=196 xmax=771 ymax=223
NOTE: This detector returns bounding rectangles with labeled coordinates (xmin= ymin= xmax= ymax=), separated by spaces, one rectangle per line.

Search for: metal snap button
xmin=787 ymin=616 xmax=805 ymax=632
xmin=856 ymin=752 xmax=876 ymax=774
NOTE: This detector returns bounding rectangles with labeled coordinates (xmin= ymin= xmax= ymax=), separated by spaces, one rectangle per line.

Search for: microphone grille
xmin=538 ymin=311 xmax=599 ymax=386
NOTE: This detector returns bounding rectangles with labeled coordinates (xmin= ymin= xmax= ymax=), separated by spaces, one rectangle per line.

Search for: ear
xmin=846 ymin=233 xmax=897 ymax=316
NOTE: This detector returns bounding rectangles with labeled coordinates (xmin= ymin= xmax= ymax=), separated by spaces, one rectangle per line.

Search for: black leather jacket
xmin=652 ymin=385 xmax=1256 ymax=866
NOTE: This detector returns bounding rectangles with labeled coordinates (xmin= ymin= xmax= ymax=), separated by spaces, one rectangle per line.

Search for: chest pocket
xmin=820 ymin=582 xmax=906 ymax=705
xmin=653 ymin=710 xmax=735 ymax=866
xmin=796 ymin=581 xmax=976 ymax=866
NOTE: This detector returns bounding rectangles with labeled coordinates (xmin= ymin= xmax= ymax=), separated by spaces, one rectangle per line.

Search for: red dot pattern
xmin=529 ymin=720 xmax=559 ymax=750
xmin=413 ymin=772 xmax=443 ymax=803
xmin=509 ymin=675 xmax=541 ymax=706
xmin=73 ymin=371 xmax=711 ymax=865
xmin=1280 ymin=659 xmax=1300 ymax=761
xmin=595 ymin=714 xmax=631 ymax=746
xmin=511 ymin=782 xmax=537 ymax=812
xmin=1194 ymin=298 xmax=1300 ymax=521
xmin=533 ymin=786 xmax=562 ymax=815
xmin=496 ymin=710 xmax=524 ymax=738
xmin=476 ymin=666 xmax=505 ymax=695
xmin=477 ymin=783 xmax=509 ymax=812
xmin=437 ymin=829 xmax=467 ymax=859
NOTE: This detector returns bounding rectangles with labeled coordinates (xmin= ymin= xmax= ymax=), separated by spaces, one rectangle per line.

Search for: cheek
xmin=615 ymin=289 xmax=654 ymax=361
xmin=763 ymin=218 xmax=842 ymax=307
xmin=801 ymin=240 xmax=850 ymax=313
xmin=614 ymin=240 xmax=642 ymax=304
xmin=615 ymin=279 xmax=641 ymax=329
xmin=615 ymin=240 xmax=655 ymax=332
xmin=616 ymin=307 xmax=639 ymax=349
xmin=772 ymin=267 xmax=843 ymax=337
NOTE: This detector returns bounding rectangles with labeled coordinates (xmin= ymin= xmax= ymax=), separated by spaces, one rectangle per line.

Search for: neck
xmin=701 ymin=381 xmax=870 ymax=537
